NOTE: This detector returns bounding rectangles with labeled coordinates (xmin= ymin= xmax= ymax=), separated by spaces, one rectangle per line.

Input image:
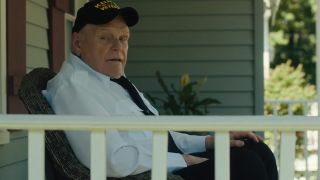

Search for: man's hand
xmin=205 ymin=131 xmax=264 ymax=150
xmin=182 ymin=154 xmax=208 ymax=166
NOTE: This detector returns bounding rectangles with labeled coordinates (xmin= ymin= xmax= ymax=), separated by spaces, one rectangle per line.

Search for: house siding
xmin=120 ymin=0 xmax=263 ymax=115
xmin=0 ymin=1 xmax=49 ymax=179
xmin=26 ymin=0 xmax=49 ymax=72
xmin=0 ymin=131 xmax=28 ymax=179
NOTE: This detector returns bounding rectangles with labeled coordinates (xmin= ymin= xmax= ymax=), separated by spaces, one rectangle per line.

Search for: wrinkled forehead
xmin=96 ymin=26 xmax=130 ymax=35
xmin=79 ymin=24 xmax=130 ymax=38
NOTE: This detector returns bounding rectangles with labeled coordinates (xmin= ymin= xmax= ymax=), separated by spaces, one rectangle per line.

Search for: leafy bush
xmin=264 ymin=60 xmax=316 ymax=157
xmin=265 ymin=60 xmax=316 ymax=115
xmin=270 ymin=0 xmax=316 ymax=84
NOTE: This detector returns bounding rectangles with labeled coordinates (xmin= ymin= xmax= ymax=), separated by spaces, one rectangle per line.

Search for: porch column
xmin=49 ymin=0 xmax=69 ymax=72
xmin=6 ymin=0 xmax=27 ymax=113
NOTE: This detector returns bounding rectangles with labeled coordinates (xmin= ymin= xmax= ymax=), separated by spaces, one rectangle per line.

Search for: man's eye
xmin=100 ymin=35 xmax=112 ymax=41
xmin=120 ymin=36 xmax=129 ymax=42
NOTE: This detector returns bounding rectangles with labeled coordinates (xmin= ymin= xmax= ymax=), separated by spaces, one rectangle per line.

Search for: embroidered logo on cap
xmin=94 ymin=0 xmax=120 ymax=11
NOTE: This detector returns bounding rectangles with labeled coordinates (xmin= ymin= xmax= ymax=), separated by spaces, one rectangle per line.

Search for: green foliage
xmin=264 ymin=60 xmax=316 ymax=115
xmin=147 ymin=71 xmax=220 ymax=115
xmin=270 ymin=0 xmax=316 ymax=84
xmin=264 ymin=61 xmax=317 ymax=160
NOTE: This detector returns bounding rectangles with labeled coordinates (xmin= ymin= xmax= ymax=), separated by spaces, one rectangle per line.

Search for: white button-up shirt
xmin=43 ymin=54 xmax=206 ymax=177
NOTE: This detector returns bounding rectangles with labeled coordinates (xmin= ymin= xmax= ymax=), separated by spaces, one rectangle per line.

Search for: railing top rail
xmin=0 ymin=115 xmax=320 ymax=131
xmin=265 ymin=99 xmax=318 ymax=103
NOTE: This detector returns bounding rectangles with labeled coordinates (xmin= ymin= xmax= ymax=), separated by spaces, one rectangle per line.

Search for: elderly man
xmin=43 ymin=0 xmax=278 ymax=179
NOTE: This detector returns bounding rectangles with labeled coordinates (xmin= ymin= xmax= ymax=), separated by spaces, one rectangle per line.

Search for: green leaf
xmin=146 ymin=71 xmax=221 ymax=115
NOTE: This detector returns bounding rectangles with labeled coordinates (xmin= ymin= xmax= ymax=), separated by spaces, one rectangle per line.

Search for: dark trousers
xmin=174 ymin=140 xmax=278 ymax=180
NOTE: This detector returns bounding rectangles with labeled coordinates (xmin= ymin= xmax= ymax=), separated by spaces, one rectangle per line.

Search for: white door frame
xmin=0 ymin=0 xmax=9 ymax=145
xmin=0 ymin=0 xmax=6 ymax=114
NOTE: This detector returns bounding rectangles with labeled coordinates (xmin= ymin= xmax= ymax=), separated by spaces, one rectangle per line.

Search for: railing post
xmin=271 ymin=103 xmax=279 ymax=167
xmin=28 ymin=130 xmax=45 ymax=180
xmin=303 ymin=131 xmax=310 ymax=180
xmin=273 ymin=129 xmax=279 ymax=167
xmin=288 ymin=103 xmax=293 ymax=115
xmin=152 ymin=131 xmax=168 ymax=180
xmin=318 ymin=129 xmax=320 ymax=180
xmin=279 ymin=131 xmax=296 ymax=180
xmin=215 ymin=132 xmax=230 ymax=180
xmin=91 ymin=130 xmax=107 ymax=180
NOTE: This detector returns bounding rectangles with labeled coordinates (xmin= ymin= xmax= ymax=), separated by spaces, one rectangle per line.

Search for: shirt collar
xmin=69 ymin=53 xmax=113 ymax=86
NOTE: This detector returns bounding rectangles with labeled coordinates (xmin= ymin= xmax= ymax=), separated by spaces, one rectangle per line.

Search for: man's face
xmin=73 ymin=16 xmax=129 ymax=79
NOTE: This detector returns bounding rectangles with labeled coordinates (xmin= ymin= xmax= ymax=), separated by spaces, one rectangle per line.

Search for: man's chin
xmin=107 ymin=72 xmax=123 ymax=79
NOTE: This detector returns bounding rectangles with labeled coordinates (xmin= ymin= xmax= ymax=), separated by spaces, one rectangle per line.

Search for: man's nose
xmin=111 ymin=39 xmax=122 ymax=50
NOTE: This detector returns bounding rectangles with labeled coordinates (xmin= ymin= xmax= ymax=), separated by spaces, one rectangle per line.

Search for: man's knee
xmin=230 ymin=148 xmax=268 ymax=180
xmin=244 ymin=140 xmax=277 ymax=165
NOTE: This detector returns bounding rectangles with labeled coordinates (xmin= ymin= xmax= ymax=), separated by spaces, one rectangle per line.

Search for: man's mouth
xmin=108 ymin=59 xmax=122 ymax=62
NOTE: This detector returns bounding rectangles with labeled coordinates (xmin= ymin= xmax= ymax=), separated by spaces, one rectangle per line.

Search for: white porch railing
xmin=265 ymin=99 xmax=319 ymax=180
xmin=0 ymin=115 xmax=320 ymax=180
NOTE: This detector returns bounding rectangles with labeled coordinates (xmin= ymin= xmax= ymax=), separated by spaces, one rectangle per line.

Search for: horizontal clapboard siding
xmin=0 ymin=160 xmax=28 ymax=180
xmin=130 ymin=31 xmax=254 ymax=46
xmin=26 ymin=0 xmax=49 ymax=71
xmin=126 ymin=62 xmax=254 ymax=76
xmin=0 ymin=131 xmax=28 ymax=179
xmin=131 ymin=76 xmax=254 ymax=91
xmin=147 ymin=92 xmax=254 ymax=107
xmin=132 ymin=16 xmax=253 ymax=31
xmin=119 ymin=0 xmax=262 ymax=115
xmin=128 ymin=46 xmax=254 ymax=61
xmin=129 ymin=1 xmax=253 ymax=16
xmin=28 ymin=0 xmax=49 ymax=8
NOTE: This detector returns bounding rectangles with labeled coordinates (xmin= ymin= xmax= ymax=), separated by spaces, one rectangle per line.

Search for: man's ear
xmin=72 ymin=32 xmax=81 ymax=55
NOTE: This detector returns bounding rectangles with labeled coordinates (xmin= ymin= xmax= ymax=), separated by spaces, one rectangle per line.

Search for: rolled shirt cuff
xmin=167 ymin=152 xmax=187 ymax=173
xmin=170 ymin=131 xmax=207 ymax=154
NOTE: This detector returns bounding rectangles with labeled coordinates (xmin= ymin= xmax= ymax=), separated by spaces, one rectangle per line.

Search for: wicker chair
xmin=18 ymin=68 xmax=183 ymax=180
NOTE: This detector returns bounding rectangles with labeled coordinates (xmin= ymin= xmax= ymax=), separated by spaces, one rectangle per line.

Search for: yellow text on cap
xmin=95 ymin=0 xmax=120 ymax=11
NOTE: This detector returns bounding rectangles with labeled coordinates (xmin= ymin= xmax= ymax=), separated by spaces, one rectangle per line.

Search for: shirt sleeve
xmin=167 ymin=152 xmax=187 ymax=173
xmin=45 ymin=82 xmax=187 ymax=177
xmin=138 ymin=90 xmax=206 ymax=154
xmin=169 ymin=131 xmax=207 ymax=154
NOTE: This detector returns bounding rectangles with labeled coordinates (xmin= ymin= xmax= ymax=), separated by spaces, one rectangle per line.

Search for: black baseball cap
xmin=72 ymin=0 xmax=139 ymax=33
